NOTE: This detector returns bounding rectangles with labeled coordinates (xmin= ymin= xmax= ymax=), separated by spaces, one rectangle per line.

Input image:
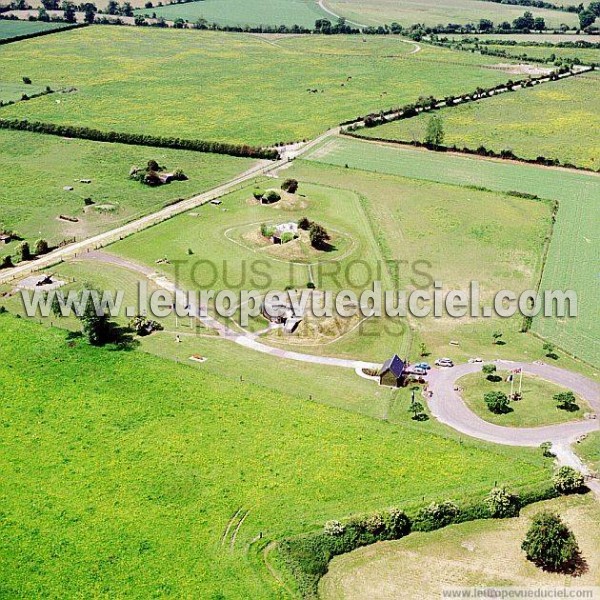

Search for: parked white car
xmin=435 ymin=358 xmax=454 ymax=367
xmin=468 ymin=357 xmax=483 ymax=363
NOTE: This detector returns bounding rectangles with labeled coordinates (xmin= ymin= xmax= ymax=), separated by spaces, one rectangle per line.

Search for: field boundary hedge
xmin=277 ymin=480 xmax=559 ymax=598
xmin=0 ymin=118 xmax=280 ymax=159
xmin=342 ymin=131 xmax=600 ymax=173
xmin=0 ymin=20 xmax=85 ymax=45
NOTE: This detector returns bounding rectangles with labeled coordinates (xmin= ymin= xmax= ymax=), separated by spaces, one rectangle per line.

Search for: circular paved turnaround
xmin=427 ymin=360 xmax=600 ymax=447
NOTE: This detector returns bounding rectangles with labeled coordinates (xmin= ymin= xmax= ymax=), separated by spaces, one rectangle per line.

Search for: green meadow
xmin=304 ymin=137 xmax=600 ymax=367
xmin=136 ymin=0 xmax=328 ymax=27
xmin=0 ymin=314 xmax=553 ymax=598
xmin=0 ymin=26 xmax=517 ymax=146
xmin=476 ymin=43 xmax=600 ymax=65
xmin=0 ymin=128 xmax=255 ymax=248
xmin=324 ymin=0 xmax=580 ymax=28
xmin=357 ymin=71 xmax=600 ymax=170
xmin=0 ymin=18 xmax=70 ymax=41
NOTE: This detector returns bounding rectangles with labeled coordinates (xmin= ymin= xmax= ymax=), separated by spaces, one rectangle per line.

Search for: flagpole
xmin=519 ymin=369 xmax=523 ymax=397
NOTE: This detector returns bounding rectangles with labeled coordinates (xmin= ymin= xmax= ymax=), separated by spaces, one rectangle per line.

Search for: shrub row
xmin=0 ymin=85 xmax=55 ymax=108
xmin=0 ymin=19 xmax=85 ymax=45
xmin=342 ymin=132 xmax=599 ymax=174
xmin=0 ymin=118 xmax=280 ymax=160
xmin=341 ymin=67 xmax=578 ymax=128
xmin=278 ymin=482 xmax=558 ymax=598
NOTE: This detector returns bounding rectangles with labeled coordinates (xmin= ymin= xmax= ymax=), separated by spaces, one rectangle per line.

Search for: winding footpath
xmin=78 ymin=250 xmax=380 ymax=372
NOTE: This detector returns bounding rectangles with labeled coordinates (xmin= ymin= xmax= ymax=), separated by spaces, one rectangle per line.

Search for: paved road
xmin=427 ymin=360 xmax=599 ymax=447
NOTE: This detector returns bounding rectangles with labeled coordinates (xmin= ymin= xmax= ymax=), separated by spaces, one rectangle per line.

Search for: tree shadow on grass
xmin=538 ymin=552 xmax=588 ymax=577
xmin=412 ymin=413 xmax=430 ymax=422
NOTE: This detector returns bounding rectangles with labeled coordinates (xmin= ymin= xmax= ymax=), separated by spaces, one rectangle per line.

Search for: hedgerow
xmin=0 ymin=118 xmax=280 ymax=160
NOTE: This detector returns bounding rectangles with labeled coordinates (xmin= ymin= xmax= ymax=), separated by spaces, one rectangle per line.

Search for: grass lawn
xmin=576 ymin=432 xmax=600 ymax=476
xmin=0 ymin=81 xmax=50 ymax=104
xmin=0 ymin=18 xmax=71 ymax=41
xmin=104 ymin=156 xmax=553 ymax=363
xmin=109 ymin=173 xmax=404 ymax=362
xmin=0 ymin=314 xmax=554 ymax=598
xmin=135 ymin=0 xmax=329 ymax=27
xmin=287 ymin=159 xmax=552 ymax=365
xmin=320 ymin=493 xmax=600 ymax=599
xmin=0 ymin=26 xmax=518 ymax=146
xmin=304 ymin=137 xmax=600 ymax=368
xmin=0 ymin=128 xmax=256 ymax=248
xmin=356 ymin=71 xmax=600 ymax=170
xmin=324 ymin=0 xmax=580 ymax=28
xmin=457 ymin=370 xmax=590 ymax=427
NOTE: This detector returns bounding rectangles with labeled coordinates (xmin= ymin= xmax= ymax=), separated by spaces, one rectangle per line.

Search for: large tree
xmin=522 ymin=512 xmax=581 ymax=572
xmin=425 ymin=115 xmax=444 ymax=146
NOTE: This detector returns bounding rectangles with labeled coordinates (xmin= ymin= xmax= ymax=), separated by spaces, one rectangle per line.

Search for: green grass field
xmin=0 ymin=128 xmax=255 ymax=248
xmin=0 ymin=81 xmax=50 ymax=104
xmin=320 ymin=493 xmax=600 ymax=599
xmin=102 ymin=156 xmax=553 ymax=363
xmin=0 ymin=18 xmax=71 ymax=41
xmin=305 ymin=137 xmax=600 ymax=367
xmin=325 ymin=0 xmax=579 ymax=28
xmin=357 ymin=71 xmax=600 ymax=170
xmin=136 ymin=0 xmax=328 ymax=27
xmin=457 ymin=370 xmax=590 ymax=427
xmin=0 ymin=314 xmax=554 ymax=598
xmin=0 ymin=26 xmax=519 ymax=146
xmin=109 ymin=171 xmax=403 ymax=361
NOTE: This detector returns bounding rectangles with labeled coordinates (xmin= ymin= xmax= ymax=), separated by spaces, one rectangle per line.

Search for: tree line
xmin=0 ymin=118 xmax=281 ymax=159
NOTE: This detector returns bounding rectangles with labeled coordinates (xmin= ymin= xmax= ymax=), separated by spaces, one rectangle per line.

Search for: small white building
xmin=272 ymin=222 xmax=298 ymax=244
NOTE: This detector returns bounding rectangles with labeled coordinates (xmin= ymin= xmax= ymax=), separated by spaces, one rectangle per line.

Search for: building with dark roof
xmin=379 ymin=354 xmax=405 ymax=387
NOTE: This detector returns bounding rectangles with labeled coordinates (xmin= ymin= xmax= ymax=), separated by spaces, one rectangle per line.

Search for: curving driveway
xmin=427 ymin=360 xmax=599 ymax=447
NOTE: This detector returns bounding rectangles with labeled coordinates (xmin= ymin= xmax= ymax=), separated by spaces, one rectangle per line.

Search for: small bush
xmin=260 ymin=223 xmax=275 ymax=238
xmin=414 ymin=500 xmax=459 ymax=531
xmin=383 ymin=508 xmax=411 ymax=537
xmin=280 ymin=232 xmax=295 ymax=244
xmin=553 ymin=466 xmax=585 ymax=495
xmin=263 ymin=190 xmax=281 ymax=204
xmin=540 ymin=441 xmax=555 ymax=458
xmin=484 ymin=486 xmax=520 ymax=518
xmin=33 ymin=239 xmax=49 ymax=255
xmin=0 ymin=255 xmax=13 ymax=269
xmin=281 ymin=178 xmax=299 ymax=193
xmin=485 ymin=391 xmax=510 ymax=414
xmin=554 ymin=391 xmax=579 ymax=412
xmin=298 ymin=216 xmax=312 ymax=230
xmin=15 ymin=241 xmax=31 ymax=262
xmin=253 ymin=188 xmax=265 ymax=200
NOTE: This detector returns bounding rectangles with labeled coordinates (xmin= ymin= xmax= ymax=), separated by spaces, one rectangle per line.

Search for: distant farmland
xmin=324 ymin=0 xmax=580 ymax=28
xmin=135 ymin=0 xmax=328 ymax=27
xmin=357 ymin=71 xmax=600 ymax=170
xmin=0 ymin=19 xmax=72 ymax=42
xmin=0 ymin=26 xmax=517 ymax=146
